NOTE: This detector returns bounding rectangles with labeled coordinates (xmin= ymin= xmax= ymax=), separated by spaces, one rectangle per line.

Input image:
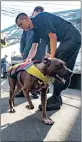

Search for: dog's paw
xmin=30 ymin=105 xmax=34 ymax=109
xmin=9 ymin=109 xmax=16 ymax=113
xmin=43 ymin=118 xmax=54 ymax=125
xmin=26 ymin=105 xmax=34 ymax=109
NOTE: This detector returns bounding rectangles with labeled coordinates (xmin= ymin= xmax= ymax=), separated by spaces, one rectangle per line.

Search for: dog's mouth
xmin=55 ymin=74 xmax=66 ymax=84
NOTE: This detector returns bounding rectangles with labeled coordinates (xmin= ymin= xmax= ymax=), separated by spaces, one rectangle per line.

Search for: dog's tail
xmin=17 ymin=72 xmax=24 ymax=87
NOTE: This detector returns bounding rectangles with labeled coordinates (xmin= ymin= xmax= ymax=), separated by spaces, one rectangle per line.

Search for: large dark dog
xmin=8 ymin=58 xmax=72 ymax=125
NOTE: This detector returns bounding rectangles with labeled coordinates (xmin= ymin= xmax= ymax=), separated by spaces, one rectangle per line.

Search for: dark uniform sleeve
xmin=45 ymin=21 xmax=56 ymax=37
xmin=20 ymin=31 xmax=26 ymax=54
xmin=38 ymin=12 xmax=57 ymax=38
xmin=44 ymin=13 xmax=56 ymax=37
xmin=23 ymin=30 xmax=34 ymax=59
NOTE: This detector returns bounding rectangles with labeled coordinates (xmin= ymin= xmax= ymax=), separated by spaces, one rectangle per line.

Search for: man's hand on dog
xmin=45 ymin=53 xmax=51 ymax=59
xmin=24 ymin=58 xmax=32 ymax=63
xmin=24 ymin=53 xmax=51 ymax=63
xmin=45 ymin=53 xmax=54 ymax=59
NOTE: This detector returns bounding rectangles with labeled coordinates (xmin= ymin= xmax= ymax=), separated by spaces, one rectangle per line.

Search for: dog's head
xmin=42 ymin=58 xmax=73 ymax=84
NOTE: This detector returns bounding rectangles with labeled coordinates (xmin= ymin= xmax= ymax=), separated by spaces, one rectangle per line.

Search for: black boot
xmin=32 ymin=91 xmax=39 ymax=99
xmin=47 ymin=94 xmax=62 ymax=110
xmin=15 ymin=91 xmax=24 ymax=97
xmin=38 ymin=93 xmax=62 ymax=111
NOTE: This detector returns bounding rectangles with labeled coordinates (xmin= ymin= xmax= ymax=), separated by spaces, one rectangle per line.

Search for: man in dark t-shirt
xmin=15 ymin=12 xmax=81 ymax=111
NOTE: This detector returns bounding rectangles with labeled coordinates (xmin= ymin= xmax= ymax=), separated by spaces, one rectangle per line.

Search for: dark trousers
xmin=1 ymin=63 xmax=6 ymax=74
xmin=53 ymin=31 xmax=81 ymax=95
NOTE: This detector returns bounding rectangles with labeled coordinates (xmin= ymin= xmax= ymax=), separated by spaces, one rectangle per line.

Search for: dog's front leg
xmin=41 ymin=87 xmax=54 ymax=125
xmin=23 ymin=88 xmax=34 ymax=109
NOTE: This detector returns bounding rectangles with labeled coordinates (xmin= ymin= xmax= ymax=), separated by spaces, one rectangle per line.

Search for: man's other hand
xmin=25 ymin=58 xmax=31 ymax=62
xmin=45 ymin=53 xmax=51 ymax=59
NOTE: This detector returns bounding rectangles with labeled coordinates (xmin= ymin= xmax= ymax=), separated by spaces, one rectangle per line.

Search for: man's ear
xmin=42 ymin=58 xmax=51 ymax=66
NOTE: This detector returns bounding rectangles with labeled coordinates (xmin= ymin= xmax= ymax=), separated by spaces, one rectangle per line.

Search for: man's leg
xmin=39 ymin=32 xmax=81 ymax=110
xmin=2 ymin=63 xmax=6 ymax=77
xmin=47 ymin=34 xmax=81 ymax=110
xmin=1 ymin=63 xmax=3 ymax=73
xmin=3 ymin=63 xmax=6 ymax=71
xmin=16 ymin=90 xmax=39 ymax=98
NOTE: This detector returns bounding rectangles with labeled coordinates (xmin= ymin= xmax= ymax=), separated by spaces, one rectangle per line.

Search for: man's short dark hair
xmin=33 ymin=6 xmax=44 ymax=12
xmin=15 ymin=13 xmax=27 ymax=23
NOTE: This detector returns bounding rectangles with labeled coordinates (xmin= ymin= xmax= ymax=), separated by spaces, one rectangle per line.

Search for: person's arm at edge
xmin=20 ymin=32 xmax=26 ymax=56
xmin=48 ymin=32 xmax=57 ymax=58
xmin=25 ymin=43 xmax=38 ymax=61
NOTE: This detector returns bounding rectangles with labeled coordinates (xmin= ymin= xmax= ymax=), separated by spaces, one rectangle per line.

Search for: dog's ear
xmin=42 ymin=58 xmax=51 ymax=66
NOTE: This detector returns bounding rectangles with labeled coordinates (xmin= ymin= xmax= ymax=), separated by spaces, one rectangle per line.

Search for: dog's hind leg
xmin=17 ymin=72 xmax=34 ymax=109
xmin=8 ymin=78 xmax=16 ymax=113
xmin=41 ymin=86 xmax=54 ymax=125
xmin=9 ymin=89 xmax=16 ymax=113
xmin=23 ymin=88 xmax=34 ymax=109
xmin=17 ymin=71 xmax=34 ymax=109
xmin=12 ymin=81 xmax=22 ymax=107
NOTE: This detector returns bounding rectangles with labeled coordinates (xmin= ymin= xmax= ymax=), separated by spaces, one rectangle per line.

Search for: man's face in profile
xmin=16 ymin=16 xmax=31 ymax=31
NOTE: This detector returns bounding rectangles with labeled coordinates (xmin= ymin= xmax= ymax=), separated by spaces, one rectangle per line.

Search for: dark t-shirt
xmin=20 ymin=29 xmax=47 ymax=61
xmin=31 ymin=12 xmax=78 ymax=43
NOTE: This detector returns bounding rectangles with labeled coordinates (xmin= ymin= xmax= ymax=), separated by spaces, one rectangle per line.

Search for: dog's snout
xmin=69 ymin=69 xmax=73 ymax=76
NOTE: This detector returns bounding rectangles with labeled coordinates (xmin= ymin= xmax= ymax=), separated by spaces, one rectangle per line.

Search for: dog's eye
xmin=56 ymin=63 xmax=63 ymax=70
xmin=60 ymin=62 xmax=63 ymax=67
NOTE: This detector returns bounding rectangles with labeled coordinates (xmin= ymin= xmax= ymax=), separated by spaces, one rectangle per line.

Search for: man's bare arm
xmin=48 ymin=33 xmax=57 ymax=58
xmin=26 ymin=43 xmax=38 ymax=60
